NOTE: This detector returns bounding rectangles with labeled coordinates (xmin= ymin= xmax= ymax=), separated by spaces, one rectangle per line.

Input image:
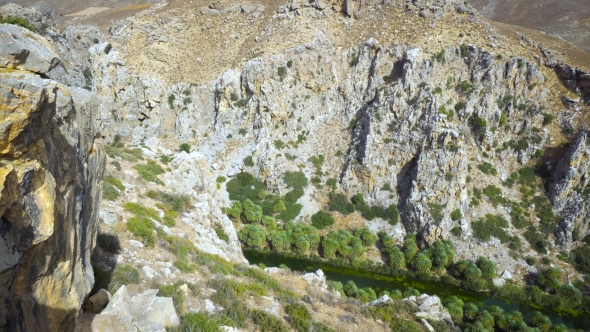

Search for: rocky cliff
xmin=0 ymin=24 xmax=105 ymax=331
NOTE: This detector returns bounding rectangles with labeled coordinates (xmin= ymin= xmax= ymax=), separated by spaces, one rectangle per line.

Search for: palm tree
xmin=446 ymin=304 xmax=463 ymax=321
xmin=412 ymin=253 xmax=432 ymax=273
xmin=529 ymin=311 xmax=551 ymax=332
xmin=464 ymin=321 xmax=489 ymax=332
xmin=463 ymin=303 xmax=479 ymax=320
xmin=477 ymin=310 xmax=495 ymax=329
xmin=476 ymin=256 xmax=496 ymax=280
xmin=388 ymin=247 xmax=406 ymax=269
xmin=465 ymin=264 xmax=483 ymax=281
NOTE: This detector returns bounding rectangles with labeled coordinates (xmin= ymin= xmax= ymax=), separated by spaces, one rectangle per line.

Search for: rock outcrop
xmin=0 ymin=24 xmax=104 ymax=331
xmin=549 ymin=130 xmax=590 ymax=248
xmin=75 ymin=285 xmax=180 ymax=332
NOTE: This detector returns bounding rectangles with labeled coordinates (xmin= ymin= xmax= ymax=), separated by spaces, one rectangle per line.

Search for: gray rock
xmin=75 ymin=313 xmax=137 ymax=332
xmin=0 ymin=25 xmax=59 ymax=73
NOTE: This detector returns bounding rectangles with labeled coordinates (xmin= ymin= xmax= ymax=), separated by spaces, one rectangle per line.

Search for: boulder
xmin=91 ymin=286 xmax=180 ymax=331
xmin=367 ymin=295 xmax=392 ymax=306
xmin=85 ymin=289 xmax=112 ymax=314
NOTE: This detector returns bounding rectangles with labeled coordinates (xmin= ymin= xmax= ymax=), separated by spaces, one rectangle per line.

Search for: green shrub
xmin=326 ymin=178 xmax=337 ymax=189
xmin=459 ymin=81 xmax=473 ymax=94
xmin=451 ymin=226 xmax=462 ymax=237
xmin=158 ymin=282 xmax=186 ymax=313
xmin=166 ymin=94 xmax=176 ymax=109
xmin=311 ymin=211 xmax=335 ymax=230
xmin=243 ymin=155 xmax=255 ymax=166
xmin=0 ymin=15 xmax=36 ymax=32
xmin=483 ymin=185 xmax=504 ymax=207
xmin=274 ymin=140 xmax=285 ymax=149
xmin=226 ymin=172 xmax=265 ymax=202
xmin=542 ymin=113 xmax=554 ymax=126
xmin=216 ymin=176 xmax=227 ymax=183
xmin=450 ymin=209 xmax=462 ymax=221
xmin=213 ymin=223 xmax=230 ymax=242
xmin=97 ymin=233 xmax=120 ymax=253
xmin=524 ymin=226 xmax=550 ymax=254
xmin=103 ymin=175 xmax=125 ymax=200
xmin=104 ymin=43 xmax=112 ymax=54
xmin=109 ymin=264 xmax=140 ymax=293
xmin=172 ymin=312 xmax=220 ymax=332
xmin=454 ymin=101 xmax=466 ymax=112
xmin=250 ymin=309 xmax=289 ymax=332
xmin=238 ymin=224 xmax=267 ymax=249
xmin=278 ymin=66 xmax=287 ymax=79
xmin=127 ymin=217 xmax=155 ymax=246
xmin=179 ymin=143 xmax=190 ymax=153
xmin=472 ymin=116 xmax=487 ymax=131
xmin=472 ymin=214 xmax=509 ymax=243
xmin=285 ymin=303 xmax=312 ymax=332
xmin=477 ymin=162 xmax=497 ymax=175
xmin=497 ymin=95 xmax=514 ymax=109
xmin=318 ymin=189 xmax=347 ymax=217
xmin=134 ymin=161 xmax=165 ymax=184
xmin=284 ymin=171 xmax=308 ymax=189
xmin=570 ymin=244 xmax=590 ymax=273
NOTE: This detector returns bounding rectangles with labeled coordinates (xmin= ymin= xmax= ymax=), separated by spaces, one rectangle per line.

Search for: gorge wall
xmin=0 ymin=25 xmax=105 ymax=331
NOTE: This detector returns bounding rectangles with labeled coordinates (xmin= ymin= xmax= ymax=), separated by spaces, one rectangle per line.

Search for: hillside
xmin=1 ymin=0 xmax=590 ymax=331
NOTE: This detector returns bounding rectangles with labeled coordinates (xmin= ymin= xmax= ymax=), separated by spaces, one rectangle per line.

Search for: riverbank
xmin=244 ymin=250 xmax=590 ymax=330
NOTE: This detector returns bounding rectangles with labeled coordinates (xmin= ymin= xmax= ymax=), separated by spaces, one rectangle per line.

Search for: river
xmin=244 ymin=250 xmax=590 ymax=330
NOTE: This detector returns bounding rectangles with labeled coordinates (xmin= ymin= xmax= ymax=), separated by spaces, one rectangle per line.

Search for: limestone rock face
xmin=549 ymin=130 xmax=590 ymax=247
xmin=0 ymin=25 xmax=60 ymax=74
xmin=76 ymin=285 xmax=180 ymax=332
xmin=0 ymin=32 xmax=104 ymax=331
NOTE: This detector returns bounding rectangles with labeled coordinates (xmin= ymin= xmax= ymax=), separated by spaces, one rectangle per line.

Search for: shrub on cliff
xmin=311 ymin=210 xmax=335 ymax=230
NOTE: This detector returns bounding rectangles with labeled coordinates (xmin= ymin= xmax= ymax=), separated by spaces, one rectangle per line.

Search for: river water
xmin=244 ymin=250 xmax=590 ymax=329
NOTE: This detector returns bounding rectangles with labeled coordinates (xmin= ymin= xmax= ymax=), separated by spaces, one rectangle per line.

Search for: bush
xmin=278 ymin=66 xmax=287 ymax=79
xmin=133 ymin=161 xmax=165 ymax=184
xmin=243 ymin=155 xmax=255 ymax=167
xmin=179 ymin=143 xmax=190 ymax=153
xmin=103 ymin=175 xmax=125 ymax=201
xmin=97 ymin=233 xmax=120 ymax=253
xmin=477 ymin=162 xmax=497 ymax=176
xmin=285 ymin=303 xmax=312 ymax=332
xmin=274 ymin=140 xmax=285 ymax=150
xmin=524 ymin=226 xmax=550 ymax=254
xmin=472 ymin=214 xmax=509 ymax=243
xmin=451 ymin=226 xmax=462 ymax=237
xmin=173 ymin=312 xmax=220 ymax=332
xmin=0 ymin=15 xmax=36 ymax=32
xmin=570 ymin=244 xmax=590 ymax=273
xmin=213 ymin=223 xmax=230 ymax=242
xmin=450 ymin=209 xmax=462 ymax=221
xmin=127 ymin=217 xmax=155 ymax=246
xmin=455 ymin=102 xmax=467 ymax=112
xmin=483 ymin=185 xmax=504 ymax=207
xmin=542 ymin=113 xmax=554 ymax=126
xmin=327 ymin=192 xmax=355 ymax=215
xmin=250 ymin=309 xmax=289 ymax=332
xmin=109 ymin=264 xmax=140 ymax=293
xmin=216 ymin=176 xmax=227 ymax=183
xmin=238 ymin=224 xmax=267 ymax=249
xmin=311 ymin=210 xmax=335 ymax=230
xmin=104 ymin=43 xmax=112 ymax=54
xmin=158 ymin=282 xmax=186 ymax=313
